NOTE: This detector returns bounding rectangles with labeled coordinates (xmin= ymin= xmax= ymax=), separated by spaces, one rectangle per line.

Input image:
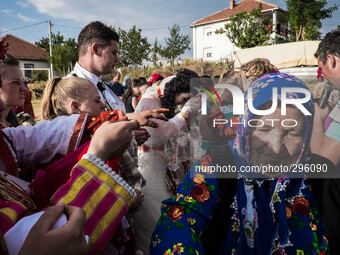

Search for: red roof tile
xmin=0 ymin=34 xmax=48 ymax=61
xmin=190 ymin=0 xmax=282 ymax=27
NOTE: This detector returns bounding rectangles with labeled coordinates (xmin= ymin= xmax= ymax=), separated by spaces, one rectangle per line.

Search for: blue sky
xmin=0 ymin=0 xmax=339 ymax=58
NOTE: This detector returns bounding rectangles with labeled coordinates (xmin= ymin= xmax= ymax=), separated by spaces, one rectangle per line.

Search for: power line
xmin=0 ymin=21 xmax=48 ymax=34
xmin=53 ymin=23 xmax=189 ymax=31
xmin=0 ymin=21 xmax=189 ymax=35
xmin=53 ymin=24 xmax=83 ymax=29
xmin=143 ymin=25 xmax=189 ymax=31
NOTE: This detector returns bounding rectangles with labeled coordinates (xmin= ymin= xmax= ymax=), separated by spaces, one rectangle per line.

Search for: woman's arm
xmin=132 ymin=96 xmax=139 ymax=110
xmin=151 ymin=155 xmax=220 ymax=254
xmin=135 ymin=98 xmax=188 ymax=142
xmin=2 ymin=120 xmax=139 ymax=255
xmin=3 ymin=111 xmax=126 ymax=167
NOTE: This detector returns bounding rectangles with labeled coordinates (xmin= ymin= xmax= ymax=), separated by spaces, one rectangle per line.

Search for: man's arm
xmin=310 ymin=103 xmax=340 ymax=165
xmin=310 ymin=103 xmax=332 ymax=150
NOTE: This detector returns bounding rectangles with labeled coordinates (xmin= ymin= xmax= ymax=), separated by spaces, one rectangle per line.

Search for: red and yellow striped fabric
xmin=0 ymin=158 xmax=134 ymax=254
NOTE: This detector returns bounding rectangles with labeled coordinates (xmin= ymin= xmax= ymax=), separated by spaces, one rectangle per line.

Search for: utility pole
xmin=48 ymin=20 xmax=54 ymax=79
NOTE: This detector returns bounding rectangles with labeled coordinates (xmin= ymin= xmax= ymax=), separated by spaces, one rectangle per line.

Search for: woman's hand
xmin=19 ymin=202 xmax=87 ymax=255
xmin=88 ymin=120 xmax=140 ymax=162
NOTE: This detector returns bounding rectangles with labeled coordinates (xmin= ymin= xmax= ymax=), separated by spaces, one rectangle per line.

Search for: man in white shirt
xmin=70 ymin=21 xmax=125 ymax=111
xmin=70 ymin=21 xmax=168 ymax=143
xmin=311 ymin=30 xmax=340 ymax=166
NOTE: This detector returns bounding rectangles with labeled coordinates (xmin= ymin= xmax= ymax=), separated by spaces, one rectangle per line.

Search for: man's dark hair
xmin=78 ymin=21 xmax=119 ymax=57
xmin=138 ymin=77 xmax=147 ymax=82
xmin=316 ymin=31 xmax=340 ymax=64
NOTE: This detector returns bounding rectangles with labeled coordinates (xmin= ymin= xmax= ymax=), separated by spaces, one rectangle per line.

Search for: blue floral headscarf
xmin=232 ymin=72 xmax=314 ymax=169
xmin=224 ymin=73 xmax=328 ymax=254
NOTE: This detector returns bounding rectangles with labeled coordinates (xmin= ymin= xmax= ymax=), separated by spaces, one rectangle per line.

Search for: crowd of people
xmin=0 ymin=20 xmax=339 ymax=255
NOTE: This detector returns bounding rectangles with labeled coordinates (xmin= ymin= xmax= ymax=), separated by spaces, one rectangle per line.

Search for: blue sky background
xmin=1 ymin=0 xmax=339 ymax=59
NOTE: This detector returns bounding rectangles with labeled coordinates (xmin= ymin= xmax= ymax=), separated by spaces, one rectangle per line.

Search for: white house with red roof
xmin=190 ymin=0 xmax=288 ymax=62
xmin=0 ymin=34 xmax=49 ymax=78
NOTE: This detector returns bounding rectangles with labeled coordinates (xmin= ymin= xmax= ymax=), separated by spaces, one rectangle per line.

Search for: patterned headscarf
xmin=232 ymin=73 xmax=314 ymax=170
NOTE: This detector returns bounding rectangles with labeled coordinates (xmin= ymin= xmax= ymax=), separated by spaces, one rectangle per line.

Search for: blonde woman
xmin=41 ymin=76 xmax=106 ymax=120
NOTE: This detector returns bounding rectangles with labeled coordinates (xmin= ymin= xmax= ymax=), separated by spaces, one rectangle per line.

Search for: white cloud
xmin=26 ymin=0 xmax=179 ymax=39
xmin=17 ymin=1 xmax=30 ymax=8
xmin=17 ymin=13 xmax=38 ymax=22
xmin=24 ymin=0 xmax=201 ymax=58
xmin=1 ymin=9 xmax=13 ymax=15
xmin=0 ymin=27 xmax=9 ymax=33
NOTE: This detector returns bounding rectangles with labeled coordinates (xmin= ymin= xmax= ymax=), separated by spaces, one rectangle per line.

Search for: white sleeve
xmin=4 ymin=211 xmax=89 ymax=255
xmin=135 ymin=97 xmax=187 ymax=143
xmin=3 ymin=114 xmax=80 ymax=166
xmin=4 ymin=212 xmax=67 ymax=255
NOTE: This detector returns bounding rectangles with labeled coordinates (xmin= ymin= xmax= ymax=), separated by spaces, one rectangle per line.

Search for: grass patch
xmin=31 ymin=98 xmax=42 ymax=122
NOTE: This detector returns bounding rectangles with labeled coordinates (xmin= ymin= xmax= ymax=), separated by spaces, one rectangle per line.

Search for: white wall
xmin=18 ymin=59 xmax=49 ymax=77
xmin=192 ymin=21 xmax=239 ymax=62
xmin=192 ymin=10 xmax=288 ymax=62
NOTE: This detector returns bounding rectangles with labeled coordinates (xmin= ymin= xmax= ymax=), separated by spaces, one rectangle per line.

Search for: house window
xmin=203 ymin=27 xmax=212 ymax=37
xmin=203 ymin=47 xmax=212 ymax=58
xmin=24 ymin=64 xmax=34 ymax=78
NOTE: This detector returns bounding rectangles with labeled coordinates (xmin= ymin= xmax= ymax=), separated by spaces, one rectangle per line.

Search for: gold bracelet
xmin=179 ymin=111 xmax=188 ymax=120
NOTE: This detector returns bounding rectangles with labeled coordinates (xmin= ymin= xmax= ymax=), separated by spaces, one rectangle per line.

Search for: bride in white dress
xmin=133 ymin=69 xmax=200 ymax=253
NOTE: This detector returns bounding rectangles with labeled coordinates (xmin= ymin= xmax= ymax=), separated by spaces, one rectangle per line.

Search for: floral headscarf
xmin=226 ymin=73 xmax=327 ymax=254
xmin=232 ymin=72 xmax=314 ymax=170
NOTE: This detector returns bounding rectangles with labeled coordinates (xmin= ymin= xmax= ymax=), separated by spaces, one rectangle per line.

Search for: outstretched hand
xmin=19 ymin=202 xmax=87 ymax=255
xmin=126 ymin=109 xmax=169 ymax=127
xmin=88 ymin=120 xmax=140 ymax=162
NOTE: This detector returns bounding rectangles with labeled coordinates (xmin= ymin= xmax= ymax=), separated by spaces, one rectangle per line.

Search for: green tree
xmin=151 ymin=37 xmax=160 ymax=67
xmin=285 ymin=0 xmax=338 ymax=41
xmin=117 ymin=26 xmax=151 ymax=67
xmin=37 ymin=32 xmax=78 ymax=76
xmin=215 ymin=3 xmax=272 ymax=49
xmin=159 ymin=24 xmax=190 ymax=71
xmin=36 ymin=31 xmax=64 ymax=52
xmin=50 ymin=38 xmax=78 ymax=76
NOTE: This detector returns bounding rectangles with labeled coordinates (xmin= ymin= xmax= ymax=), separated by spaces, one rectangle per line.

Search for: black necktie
xmin=97 ymin=81 xmax=106 ymax=92
xmin=97 ymin=81 xmax=112 ymax=110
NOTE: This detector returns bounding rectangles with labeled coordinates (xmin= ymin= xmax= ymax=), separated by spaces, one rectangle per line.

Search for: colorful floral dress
xmin=150 ymin=156 xmax=328 ymax=255
xmin=151 ymin=73 xmax=329 ymax=255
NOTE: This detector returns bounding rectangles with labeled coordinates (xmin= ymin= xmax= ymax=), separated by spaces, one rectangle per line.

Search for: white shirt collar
xmin=72 ymin=62 xmax=101 ymax=85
